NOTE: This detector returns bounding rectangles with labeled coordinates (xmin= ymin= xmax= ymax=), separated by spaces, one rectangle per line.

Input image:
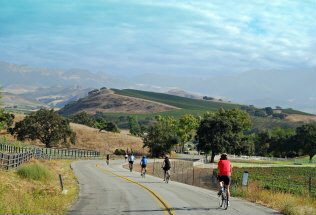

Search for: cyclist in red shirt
xmin=217 ymin=153 xmax=232 ymax=203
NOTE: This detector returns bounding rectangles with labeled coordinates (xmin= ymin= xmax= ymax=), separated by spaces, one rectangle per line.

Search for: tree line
xmin=128 ymin=109 xmax=316 ymax=162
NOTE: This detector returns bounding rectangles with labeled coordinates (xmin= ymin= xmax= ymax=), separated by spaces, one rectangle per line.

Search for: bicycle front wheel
xmin=218 ymin=194 xmax=224 ymax=207
xmin=222 ymin=191 xmax=228 ymax=210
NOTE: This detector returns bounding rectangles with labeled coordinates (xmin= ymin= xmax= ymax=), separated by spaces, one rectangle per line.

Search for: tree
xmin=264 ymin=107 xmax=273 ymax=116
xmin=99 ymin=121 xmax=120 ymax=133
xmin=196 ymin=109 xmax=251 ymax=162
xmin=127 ymin=116 xmax=143 ymax=137
xmin=94 ymin=118 xmax=107 ymax=130
xmin=71 ymin=112 xmax=95 ymax=127
xmin=0 ymin=110 xmax=15 ymax=131
xmin=143 ymin=116 xmax=179 ymax=157
xmin=0 ymin=90 xmax=15 ymax=131
xmin=177 ymin=114 xmax=199 ymax=152
xmin=295 ymin=123 xmax=316 ymax=162
xmin=269 ymin=128 xmax=295 ymax=157
xmin=254 ymin=130 xmax=271 ymax=156
xmin=9 ymin=109 xmax=76 ymax=148
xmin=254 ymin=110 xmax=267 ymax=117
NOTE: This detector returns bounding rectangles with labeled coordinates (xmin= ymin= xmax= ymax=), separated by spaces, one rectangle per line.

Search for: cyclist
xmin=140 ymin=155 xmax=148 ymax=176
xmin=162 ymin=155 xmax=171 ymax=181
xmin=128 ymin=154 xmax=135 ymax=171
xmin=217 ymin=153 xmax=232 ymax=205
xmin=106 ymin=154 xmax=110 ymax=165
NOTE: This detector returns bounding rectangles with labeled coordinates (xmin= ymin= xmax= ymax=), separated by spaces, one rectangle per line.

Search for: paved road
xmin=68 ymin=160 xmax=280 ymax=215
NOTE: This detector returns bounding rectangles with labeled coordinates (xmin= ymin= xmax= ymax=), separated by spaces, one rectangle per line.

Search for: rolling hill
xmin=58 ymin=88 xmax=315 ymax=132
xmin=59 ymin=89 xmax=178 ymax=116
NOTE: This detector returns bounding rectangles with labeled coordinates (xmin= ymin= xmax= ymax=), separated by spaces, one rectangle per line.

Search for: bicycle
xmin=129 ymin=163 xmax=133 ymax=172
xmin=218 ymin=187 xmax=229 ymax=210
xmin=141 ymin=169 xmax=146 ymax=178
xmin=165 ymin=170 xmax=170 ymax=183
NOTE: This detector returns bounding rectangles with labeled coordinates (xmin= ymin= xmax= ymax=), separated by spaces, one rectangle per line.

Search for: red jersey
xmin=218 ymin=160 xmax=232 ymax=176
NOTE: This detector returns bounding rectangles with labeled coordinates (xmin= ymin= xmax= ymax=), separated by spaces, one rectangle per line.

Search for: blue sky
xmin=0 ymin=0 xmax=315 ymax=77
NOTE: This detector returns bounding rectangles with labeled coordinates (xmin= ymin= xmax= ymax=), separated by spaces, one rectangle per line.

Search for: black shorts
xmin=129 ymin=161 xmax=134 ymax=164
xmin=217 ymin=176 xmax=231 ymax=185
xmin=141 ymin=165 xmax=147 ymax=168
xmin=163 ymin=167 xmax=170 ymax=171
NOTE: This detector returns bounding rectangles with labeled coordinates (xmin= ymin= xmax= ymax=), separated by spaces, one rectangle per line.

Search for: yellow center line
xmin=96 ymin=164 xmax=176 ymax=215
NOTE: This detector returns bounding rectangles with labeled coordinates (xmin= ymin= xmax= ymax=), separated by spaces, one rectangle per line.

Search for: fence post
xmin=6 ymin=154 xmax=10 ymax=170
xmin=1 ymin=153 xmax=3 ymax=169
xmin=59 ymin=174 xmax=64 ymax=191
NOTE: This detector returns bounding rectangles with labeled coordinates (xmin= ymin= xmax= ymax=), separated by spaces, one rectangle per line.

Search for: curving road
xmin=67 ymin=160 xmax=280 ymax=215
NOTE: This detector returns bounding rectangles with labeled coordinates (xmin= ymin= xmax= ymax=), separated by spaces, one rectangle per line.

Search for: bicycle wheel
xmin=165 ymin=171 xmax=170 ymax=183
xmin=222 ymin=190 xmax=228 ymax=210
xmin=218 ymin=192 xmax=224 ymax=207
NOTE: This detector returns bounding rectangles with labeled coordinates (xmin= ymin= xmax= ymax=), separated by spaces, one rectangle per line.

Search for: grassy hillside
xmin=1 ymin=114 xmax=144 ymax=154
xmin=282 ymin=108 xmax=315 ymax=116
xmin=71 ymin=123 xmax=144 ymax=154
xmin=112 ymin=88 xmax=242 ymax=111
xmin=102 ymin=89 xmax=307 ymax=131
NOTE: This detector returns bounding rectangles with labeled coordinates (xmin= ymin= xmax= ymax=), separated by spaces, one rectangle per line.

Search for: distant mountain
xmin=0 ymin=61 xmax=124 ymax=89
xmin=1 ymin=92 xmax=47 ymax=110
xmin=129 ymin=69 xmax=316 ymax=114
xmin=1 ymin=61 xmax=315 ymax=114
xmin=21 ymin=86 xmax=93 ymax=108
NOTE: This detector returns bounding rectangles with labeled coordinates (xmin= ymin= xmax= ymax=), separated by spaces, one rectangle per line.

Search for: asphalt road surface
xmin=68 ymin=160 xmax=280 ymax=215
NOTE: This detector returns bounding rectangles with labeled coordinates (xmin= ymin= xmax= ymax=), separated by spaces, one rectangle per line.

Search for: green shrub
xmin=17 ymin=163 xmax=52 ymax=181
xmin=114 ymin=149 xmax=126 ymax=155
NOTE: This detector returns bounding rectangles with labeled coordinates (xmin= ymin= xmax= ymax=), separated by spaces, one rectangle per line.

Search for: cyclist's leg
xmin=163 ymin=169 xmax=166 ymax=180
xmin=217 ymin=176 xmax=224 ymax=195
xmin=225 ymin=176 xmax=231 ymax=200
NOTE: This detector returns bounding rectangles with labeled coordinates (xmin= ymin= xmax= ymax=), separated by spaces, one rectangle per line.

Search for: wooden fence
xmin=0 ymin=143 xmax=100 ymax=161
xmin=0 ymin=152 xmax=33 ymax=170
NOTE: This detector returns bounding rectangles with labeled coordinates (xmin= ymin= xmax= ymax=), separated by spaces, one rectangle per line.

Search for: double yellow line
xmin=96 ymin=164 xmax=176 ymax=215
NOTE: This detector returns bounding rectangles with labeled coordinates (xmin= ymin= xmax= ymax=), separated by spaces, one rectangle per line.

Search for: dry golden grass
xmin=1 ymin=112 xmax=145 ymax=153
xmin=232 ymin=183 xmax=316 ymax=215
xmin=0 ymin=160 xmax=78 ymax=214
xmin=286 ymin=114 xmax=316 ymax=123
xmin=70 ymin=123 xmax=144 ymax=154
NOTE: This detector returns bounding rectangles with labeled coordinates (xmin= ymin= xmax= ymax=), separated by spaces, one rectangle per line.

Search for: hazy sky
xmin=0 ymin=0 xmax=315 ymax=76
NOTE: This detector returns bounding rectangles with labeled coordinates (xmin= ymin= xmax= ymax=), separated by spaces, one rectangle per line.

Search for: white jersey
xmin=128 ymin=155 xmax=135 ymax=162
